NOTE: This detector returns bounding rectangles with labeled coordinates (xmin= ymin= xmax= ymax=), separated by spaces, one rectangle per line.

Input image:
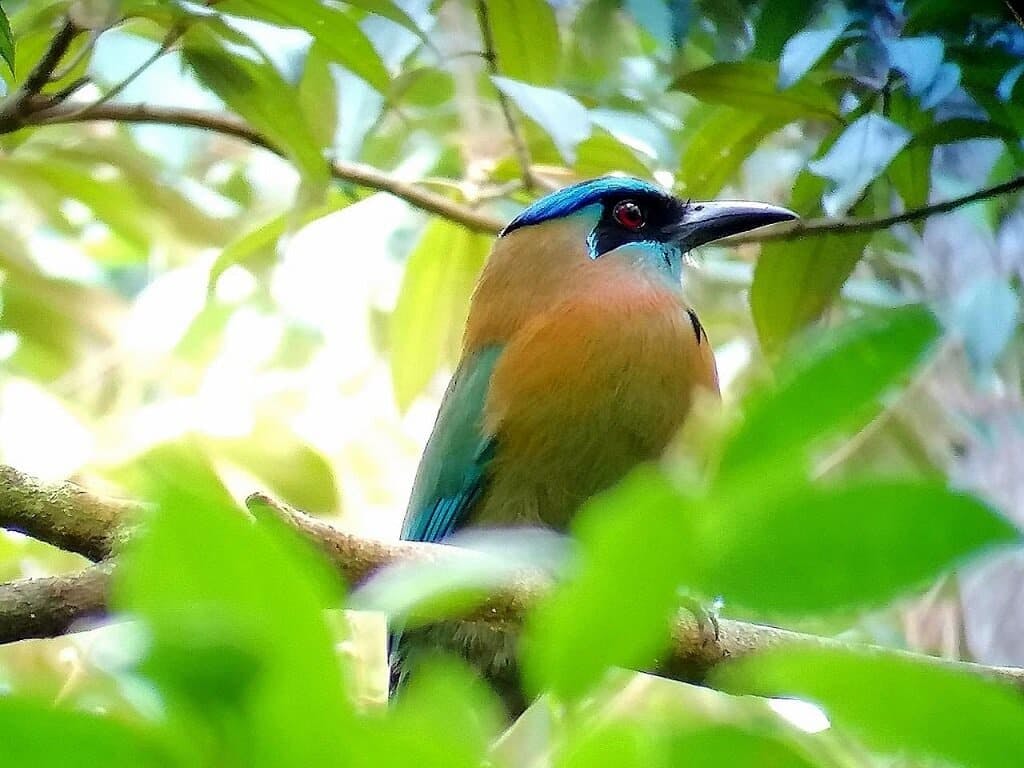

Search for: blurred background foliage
xmin=1 ymin=0 xmax=1024 ymax=765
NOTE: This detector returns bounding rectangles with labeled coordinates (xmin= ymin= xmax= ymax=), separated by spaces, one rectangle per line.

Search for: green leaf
xmin=724 ymin=305 xmax=941 ymax=477
xmin=486 ymin=0 xmax=561 ymax=86
xmin=0 ymin=5 xmax=14 ymax=75
xmin=391 ymin=220 xmax=490 ymax=410
xmin=690 ymin=480 xmax=1016 ymax=615
xmin=523 ymin=469 xmax=696 ymax=700
xmin=341 ymin=0 xmax=432 ymax=47
xmin=208 ymin=421 xmax=340 ymax=515
xmin=184 ymin=27 xmax=329 ymax=187
xmin=219 ymin=0 xmax=390 ymax=92
xmin=750 ymin=226 xmax=872 ymax=356
xmin=751 ymin=0 xmax=816 ymax=60
xmin=716 ymin=646 xmax=1024 ymax=768
xmin=888 ymin=94 xmax=932 ymax=214
xmin=376 ymin=657 xmax=504 ymax=768
xmin=299 ymin=41 xmax=340 ymax=148
xmin=678 ymin=106 xmax=786 ymax=197
xmin=0 ymin=698 xmax=171 ymax=768
xmin=574 ymin=129 xmax=653 ymax=179
xmin=671 ymin=61 xmax=840 ymax=122
xmin=492 ymin=76 xmax=591 ymax=162
xmin=113 ymin=443 xmax=358 ymax=768
xmin=808 ymin=114 xmax=911 ymax=216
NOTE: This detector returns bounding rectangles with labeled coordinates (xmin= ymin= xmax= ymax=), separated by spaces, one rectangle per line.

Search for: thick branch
xmin=3 ymin=468 xmax=1024 ymax=695
xmin=0 ymin=562 xmax=112 ymax=644
xmin=0 ymin=466 xmax=139 ymax=561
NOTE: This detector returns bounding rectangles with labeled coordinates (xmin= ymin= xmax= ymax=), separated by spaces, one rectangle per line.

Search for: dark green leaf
xmin=391 ymin=220 xmax=490 ymax=410
xmin=671 ymin=61 xmax=840 ymax=122
xmin=725 ymin=305 xmax=941 ymax=476
xmin=751 ymin=0 xmax=816 ymax=59
xmin=486 ymin=0 xmax=561 ymax=86
xmin=0 ymin=5 xmax=14 ymax=75
xmin=716 ymin=646 xmax=1024 ymax=768
xmin=219 ymin=0 xmax=390 ymax=92
xmin=750 ymin=227 xmax=872 ymax=356
xmin=888 ymin=94 xmax=932 ymax=213
xmin=908 ymin=116 xmax=1020 ymax=148
xmin=808 ymin=114 xmax=911 ymax=216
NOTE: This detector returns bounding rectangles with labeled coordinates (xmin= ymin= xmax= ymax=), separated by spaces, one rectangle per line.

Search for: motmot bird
xmin=393 ymin=177 xmax=795 ymax=704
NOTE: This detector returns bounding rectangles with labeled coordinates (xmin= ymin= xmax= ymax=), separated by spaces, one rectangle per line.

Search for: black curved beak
xmin=669 ymin=200 xmax=798 ymax=250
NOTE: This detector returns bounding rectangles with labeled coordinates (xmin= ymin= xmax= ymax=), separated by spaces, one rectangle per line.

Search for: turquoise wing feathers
xmin=401 ymin=346 xmax=502 ymax=544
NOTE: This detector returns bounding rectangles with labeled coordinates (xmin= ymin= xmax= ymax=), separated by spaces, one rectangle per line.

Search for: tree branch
xmin=4 ymin=467 xmax=1020 ymax=697
xmin=21 ymin=102 xmax=1024 ymax=243
xmin=28 ymin=102 xmax=510 ymax=235
xmin=0 ymin=563 xmax=112 ymax=644
xmin=0 ymin=18 xmax=78 ymax=128
xmin=0 ymin=466 xmax=139 ymax=561
xmin=724 ymin=174 xmax=1024 ymax=245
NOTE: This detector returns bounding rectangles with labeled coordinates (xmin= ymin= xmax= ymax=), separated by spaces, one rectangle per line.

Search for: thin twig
xmin=725 ymin=174 xmax=1024 ymax=245
xmin=16 ymin=102 xmax=1024 ymax=241
xmin=0 ymin=18 xmax=78 ymax=126
xmin=474 ymin=0 xmax=535 ymax=191
xmin=48 ymin=26 xmax=101 ymax=82
xmin=59 ymin=25 xmax=185 ymax=121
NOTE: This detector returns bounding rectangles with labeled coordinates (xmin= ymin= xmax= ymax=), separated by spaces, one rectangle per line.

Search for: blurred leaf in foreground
xmin=715 ymin=646 xmax=1024 ymax=768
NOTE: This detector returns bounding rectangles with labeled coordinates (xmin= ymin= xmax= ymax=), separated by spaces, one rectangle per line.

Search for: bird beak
xmin=669 ymin=200 xmax=798 ymax=250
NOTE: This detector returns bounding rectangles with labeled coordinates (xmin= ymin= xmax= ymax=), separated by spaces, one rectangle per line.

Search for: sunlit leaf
xmin=716 ymin=646 xmax=1024 ymax=768
xmin=885 ymin=36 xmax=945 ymax=98
xmin=0 ymin=698 xmax=172 ymax=768
xmin=486 ymin=0 xmax=560 ymax=86
xmin=671 ymin=61 xmax=840 ymax=122
xmin=208 ymin=420 xmax=340 ymax=515
xmin=523 ymin=469 xmax=696 ymax=701
xmin=184 ymin=26 xmax=329 ymax=187
xmin=391 ymin=220 xmax=490 ymax=410
xmin=113 ymin=443 xmax=358 ymax=768
xmin=376 ymin=657 xmax=503 ymax=768
xmin=689 ymin=480 xmax=1016 ymax=615
xmin=808 ymin=114 xmax=911 ymax=216
xmin=219 ymin=0 xmax=390 ymax=92
xmin=492 ymin=76 xmax=591 ymax=162
xmin=724 ymin=305 xmax=940 ymax=477
xmin=575 ymin=129 xmax=653 ymax=179
xmin=952 ymin=277 xmax=1019 ymax=376
xmin=778 ymin=8 xmax=851 ymax=88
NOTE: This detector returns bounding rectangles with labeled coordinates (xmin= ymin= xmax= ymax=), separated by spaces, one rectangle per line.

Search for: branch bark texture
xmin=2 ymin=466 xmax=1023 ymax=697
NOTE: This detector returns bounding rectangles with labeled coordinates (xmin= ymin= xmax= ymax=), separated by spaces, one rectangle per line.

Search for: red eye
xmin=613 ymin=200 xmax=645 ymax=231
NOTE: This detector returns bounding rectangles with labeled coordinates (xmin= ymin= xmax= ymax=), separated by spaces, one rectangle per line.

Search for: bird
xmin=392 ymin=176 xmax=796 ymax=709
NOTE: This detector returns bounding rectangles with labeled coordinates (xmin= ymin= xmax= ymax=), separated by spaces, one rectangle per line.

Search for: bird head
xmin=499 ymin=176 xmax=796 ymax=283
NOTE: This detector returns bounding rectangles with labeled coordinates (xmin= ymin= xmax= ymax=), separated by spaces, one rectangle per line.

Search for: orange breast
xmin=471 ymin=256 xmax=719 ymax=529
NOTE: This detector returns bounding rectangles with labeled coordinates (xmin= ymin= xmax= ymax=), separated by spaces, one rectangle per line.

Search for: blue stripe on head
xmin=500 ymin=177 xmax=667 ymax=236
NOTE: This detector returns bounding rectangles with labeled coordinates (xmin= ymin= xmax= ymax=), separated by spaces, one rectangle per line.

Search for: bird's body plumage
xmin=393 ymin=177 xmax=794 ymax=707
